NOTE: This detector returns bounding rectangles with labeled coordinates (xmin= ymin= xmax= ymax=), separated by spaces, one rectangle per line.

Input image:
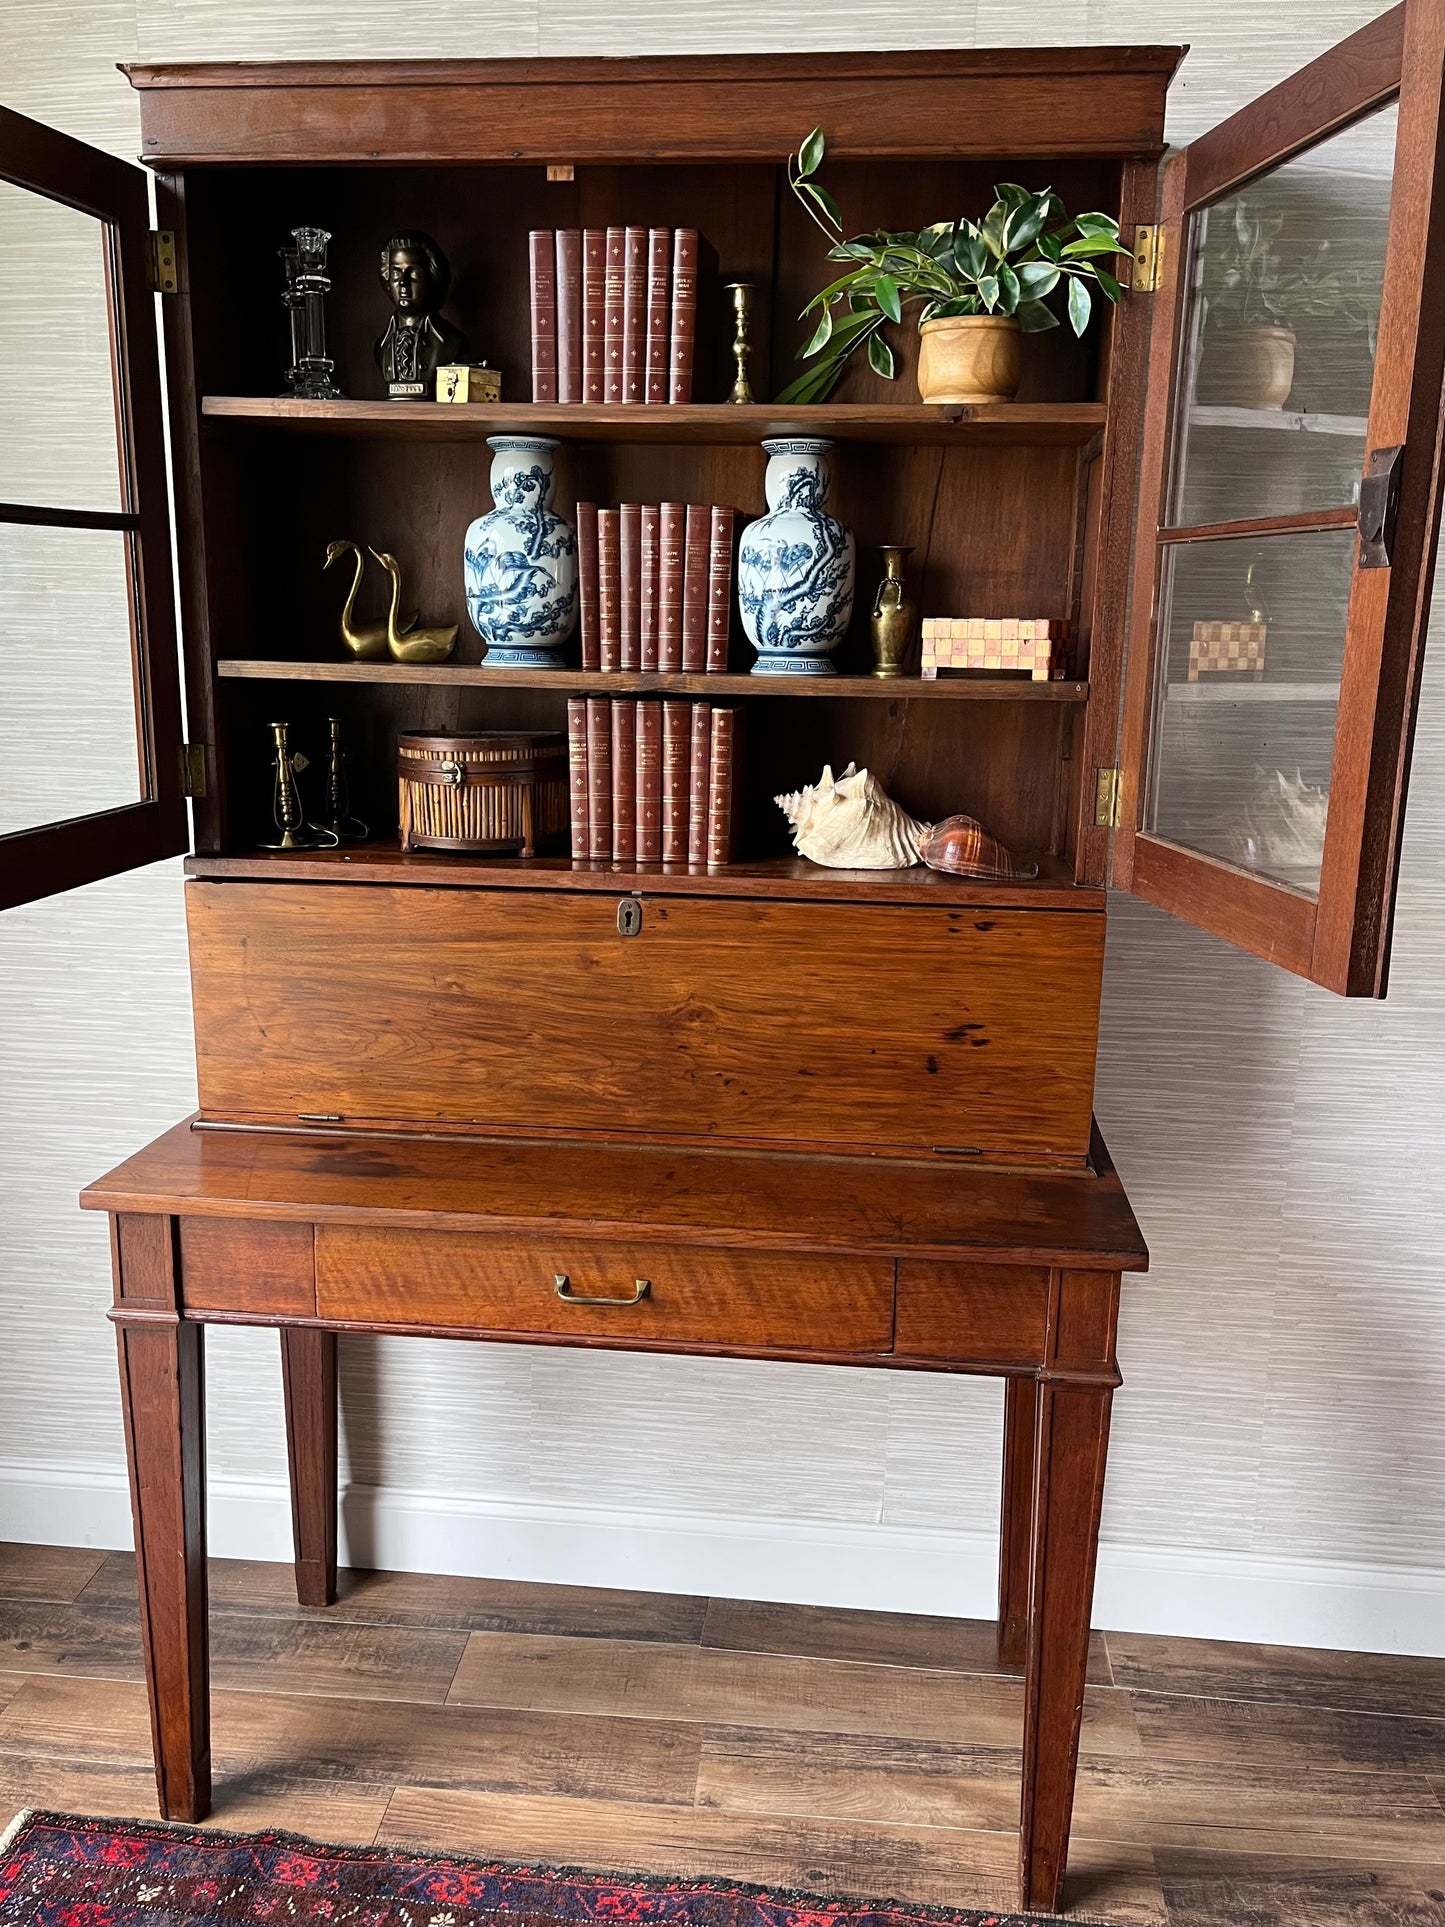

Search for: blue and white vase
xmin=464 ymin=435 xmax=578 ymax=666
xmin=738 ymin=438 xmax=855 ymax=676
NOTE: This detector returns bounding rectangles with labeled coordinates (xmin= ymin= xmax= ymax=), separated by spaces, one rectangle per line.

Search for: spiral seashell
xmin=774 ymin=763 xmax=926 ymax=869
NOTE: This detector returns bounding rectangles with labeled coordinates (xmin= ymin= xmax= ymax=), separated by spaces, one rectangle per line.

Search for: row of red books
xmin=530 ymin=227 xmax=708 ymax=404
xmin=577 ymin=502 xmax=734 ymax=673
xmin=567 ymin=697 xmax=743 ymax=866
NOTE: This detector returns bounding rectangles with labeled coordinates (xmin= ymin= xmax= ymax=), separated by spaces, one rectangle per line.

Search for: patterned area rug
xmin=0 ymin=1812 xmax=1095 ymax=1927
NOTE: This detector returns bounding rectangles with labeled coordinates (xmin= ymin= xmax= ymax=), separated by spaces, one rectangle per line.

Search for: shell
xmin=916 ymin=814 xmax=1039 ymax=881
xmin=774 ymin=763 xmax=925 ymax=869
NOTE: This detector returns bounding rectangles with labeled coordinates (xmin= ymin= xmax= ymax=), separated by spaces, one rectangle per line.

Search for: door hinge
xmin=1131 ymin=224 xmax=1165 ymax=293
xmin=179 ymin=743 xmax=207 ymax=797
xmin=1357 ymin=444 xmax=1403 ymax=568
xmin=148 ymin=229 xmax=178 ymax=294
xmin=1094 ymin=767 xmax=1121 ymax=828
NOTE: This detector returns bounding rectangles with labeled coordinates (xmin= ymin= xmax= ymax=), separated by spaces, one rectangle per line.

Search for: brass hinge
xmin=1094 ymin=767 xmax=1121 ymax=828
xmin=1131 ymin=224 xmax=1165 ymax=293
xmin=179 ymin=743 xmax=207 ymax=797
xmin=148 ymin=229 xmax=178 ymax=294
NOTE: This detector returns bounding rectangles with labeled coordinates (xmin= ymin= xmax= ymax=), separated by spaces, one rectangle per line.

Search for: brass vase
xmin=870 ymin=545 xmax=915 ymax=678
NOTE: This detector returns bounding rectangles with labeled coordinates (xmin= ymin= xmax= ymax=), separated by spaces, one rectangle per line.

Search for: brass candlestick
xmin=258 ymin=721 xmax=338 ymax=850
xmin=316 ymin=715 xmax=369 ymax=842
xmin=869 ymin=545 xmax=915 ymax=678
xmin=725 ymin=282 xmax=756 ymax=404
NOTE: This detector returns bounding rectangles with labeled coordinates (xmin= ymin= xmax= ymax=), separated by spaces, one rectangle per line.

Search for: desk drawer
xmin=316 ymin=1227 xmax=893 ymax=1352
xmin=895 ymin=1259 xmax=1050 ymax=1364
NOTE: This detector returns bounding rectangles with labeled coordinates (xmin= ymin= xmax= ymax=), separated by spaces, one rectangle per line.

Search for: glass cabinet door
xmin=1114 ymin=0 xmax=1445 ymax=995
xmin=0 ymin=107 xmax=186 ymax=912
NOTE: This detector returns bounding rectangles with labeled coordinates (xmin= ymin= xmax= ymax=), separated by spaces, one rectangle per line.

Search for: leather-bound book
xmin=567 ymin=697 xmax=588 ymax=859
xmin=602 ymin=226 xmax=626 ymax=402
xmin=706 ymin=704 xmax=744 ymax=867
xmin=706 ymin=504 xmax=735 ymax=673
xmin=585 ymin=697 xmax=611 ymax=860
xmin=619 ymin=502 xmax=641 ymax=672
xmin=635 ymin=700 xmax=662 ymax=861
xmin=658 ymin=502 xmax=686 ymax=672
xmin=611 ymin=698 xmax=637 ymax=862
xmin=575 ymin=500 xmax=600 ymax=671
xmin=668 ymin=229 xmax=717 ymax=403
xmin=681 ymin=503 xmax=710 ymax=673
xmin=661 ymin=699 xmax=691 ymax=860
xmin=644 ymin=227 xmax=672 ymax=403
xmin=597 ymin=508 xmax=621 ymax=672
xmin=639 ymin=504 xmax=660 ymax=671
xmin=687 ymin=700 xmax=712 ymax=863
xmin=555 ymin=229 xmax=582 ymax=403
xmin=621 ymin=226 xmax=648 ymax=404
xmin=529 ymin=229 xmax=557 ymax=403
xmin=582 ymin=229 xmax=607 ymax=403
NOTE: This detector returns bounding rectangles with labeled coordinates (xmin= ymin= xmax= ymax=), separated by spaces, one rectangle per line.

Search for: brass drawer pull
xmin=554 ymin=1273 xmax=651 ymax=1307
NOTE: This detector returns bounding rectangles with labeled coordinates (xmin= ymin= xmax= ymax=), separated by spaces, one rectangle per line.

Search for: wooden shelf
xmin=216 ymin=659 xmax=1089 ymax=701
xmin=187 ymin=843 xmax=1101 ymax=911
xmin=200 ymin=396 xmax=1108 ymax=448
xmin=1165 ymin=680 xmax=1341 ymax=705
xmin=1188 ymin=405 xmax=1368 ymax=438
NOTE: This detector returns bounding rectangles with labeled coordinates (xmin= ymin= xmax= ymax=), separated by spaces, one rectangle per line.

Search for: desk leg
xmin=998 ymin=1377 xmax=1035 ymax=1670
xmin=116 ymin=1312 xmax=211 ymax=1822
xmin=1017 ymin=1370 xmax=1113 ymax=1914
xmin=280 ymin=1327 xmax=339 ymax=1607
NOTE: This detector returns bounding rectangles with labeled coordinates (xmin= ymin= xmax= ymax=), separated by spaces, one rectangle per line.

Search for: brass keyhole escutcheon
xmin=617 ymin=898 xmax=643 ymax=937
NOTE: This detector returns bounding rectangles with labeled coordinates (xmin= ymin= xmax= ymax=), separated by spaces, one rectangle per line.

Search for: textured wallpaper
xmin=1 ymin=0 xmax=1441 ymax=1596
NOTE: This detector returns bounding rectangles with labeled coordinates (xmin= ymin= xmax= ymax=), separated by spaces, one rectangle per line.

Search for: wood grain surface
xmin=3 ymin=1548 xmax=1441 ymax=1926
xmin=185 ymin=883 xmax=1105 ymax=1161
xmin=316 ymin=1228 xmax=893 ymax=1352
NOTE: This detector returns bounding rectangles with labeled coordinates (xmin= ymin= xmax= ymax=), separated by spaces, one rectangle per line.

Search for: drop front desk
xmin=0 ymin=3 xmax=1440 ymax=1916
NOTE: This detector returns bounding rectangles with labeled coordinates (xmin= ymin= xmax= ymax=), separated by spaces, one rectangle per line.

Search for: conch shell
xmin=775 ymin=762 xmax=1037 ymax=880
xmin=775 ymin=763 xmax=922 ymax=869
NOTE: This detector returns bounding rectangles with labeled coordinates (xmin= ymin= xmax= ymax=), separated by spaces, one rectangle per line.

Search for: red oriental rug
xmin=0 ymin=1812 xmax=1098 ymax=1927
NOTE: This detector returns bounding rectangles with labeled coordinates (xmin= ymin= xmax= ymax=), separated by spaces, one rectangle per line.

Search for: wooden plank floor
xmin=0 ymin=1544 xmax=1440 ymax=1927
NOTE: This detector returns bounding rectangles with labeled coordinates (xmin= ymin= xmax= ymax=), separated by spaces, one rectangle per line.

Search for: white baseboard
xmin=1 ymin=1457 xmax=1439 ymax=1657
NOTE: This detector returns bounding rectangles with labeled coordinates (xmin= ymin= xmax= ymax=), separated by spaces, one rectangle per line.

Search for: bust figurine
xmin=375 ymin=231 xmax=465 ymax=398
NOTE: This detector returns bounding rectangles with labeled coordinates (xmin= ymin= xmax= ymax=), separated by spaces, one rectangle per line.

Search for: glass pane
xmin=0 ymin=522 xmax=142 ymax=837
xmin=1168 ymin=102 xmax=1397 ymax=529
xmin=1145 ymin=527 xmax=1356 ymax=893
xmin=0 ymin=178 xmax=124 ymax=513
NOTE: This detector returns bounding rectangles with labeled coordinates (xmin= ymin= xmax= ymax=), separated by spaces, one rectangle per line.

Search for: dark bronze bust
xmin=375 ymin=230 xmax=465 ymax=398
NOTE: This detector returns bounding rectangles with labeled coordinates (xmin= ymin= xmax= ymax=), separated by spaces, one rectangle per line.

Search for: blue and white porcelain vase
xmin=738 ymin=437 xmax=855 ymax=676
xmin=464 ymin=435 xmax=577 ymax=666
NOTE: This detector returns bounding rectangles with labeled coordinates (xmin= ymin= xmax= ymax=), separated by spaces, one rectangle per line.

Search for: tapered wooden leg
xmin=998 ymin=1375 xmax=1035 ymax=1669
xmin=116 ymin=1313 xmax=211 ymax=1821
xmin=280 ymin=1326 xmax=338 ymax=1607
xmin=1018 ymin=1373 xmax=1114 ymax=1915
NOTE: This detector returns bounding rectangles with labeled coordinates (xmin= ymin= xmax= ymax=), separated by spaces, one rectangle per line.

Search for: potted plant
xmin=778 ymin=127 xmax=1131 ymax=406
xmin=1200 ymin=202 xmax=1380 ymax=409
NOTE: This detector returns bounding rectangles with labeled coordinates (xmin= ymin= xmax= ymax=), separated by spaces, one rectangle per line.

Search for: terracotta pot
xmin=917 ymin=315 xmax=1022 ymax=404
xmin=1199 ymin=324 xmax=1297 ymax=409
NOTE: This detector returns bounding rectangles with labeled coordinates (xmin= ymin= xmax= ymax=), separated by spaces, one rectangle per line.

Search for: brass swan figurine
xmin=324 ymin=539 xmax=416 ymax=660
xmin=370 ymin=547 xmax=458 ymax=663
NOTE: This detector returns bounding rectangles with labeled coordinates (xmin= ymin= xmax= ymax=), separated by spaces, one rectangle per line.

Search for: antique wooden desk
xmin=4 ymin=8 xmax=1436 ymax=1919
xmin=82 ymin=1115 xmax=1145 ymax=1916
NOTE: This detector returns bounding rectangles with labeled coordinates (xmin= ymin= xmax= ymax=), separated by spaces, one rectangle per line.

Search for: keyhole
xmin=617 ymin=898 xmax=643 ymax=937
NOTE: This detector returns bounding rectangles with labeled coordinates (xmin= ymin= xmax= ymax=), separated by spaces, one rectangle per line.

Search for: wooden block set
xmin=921 ymin=617 xmax=1070 ymax=680
xmin=1189 ymin=619 xmax=1269 ymax=680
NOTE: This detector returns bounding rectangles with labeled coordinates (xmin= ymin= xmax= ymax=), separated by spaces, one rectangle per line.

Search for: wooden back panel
xmin=186 ymin=881 xmax=1103 ymax=1162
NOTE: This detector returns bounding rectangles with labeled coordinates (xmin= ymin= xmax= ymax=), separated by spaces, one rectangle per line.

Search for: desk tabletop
xmin=82 ymin=1120 xmax=1147 ymax=1269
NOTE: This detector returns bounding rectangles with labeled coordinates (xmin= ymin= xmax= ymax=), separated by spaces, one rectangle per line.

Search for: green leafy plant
xmin=1207 ymin=202 xmax=1381 ymax=352
xmin=779 ymin=127 xmax=1131 ymax=405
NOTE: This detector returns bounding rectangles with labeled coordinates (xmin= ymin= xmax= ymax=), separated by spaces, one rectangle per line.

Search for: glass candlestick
xmin=281 ymin=226 xmax=342 ymax=400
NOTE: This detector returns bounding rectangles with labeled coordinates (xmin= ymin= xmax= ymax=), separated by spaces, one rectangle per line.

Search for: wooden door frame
xmin=0 ymin=107 xmax=187 ymax=911
xmin=1113 ymin=1 xmax=1445 ymax=994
